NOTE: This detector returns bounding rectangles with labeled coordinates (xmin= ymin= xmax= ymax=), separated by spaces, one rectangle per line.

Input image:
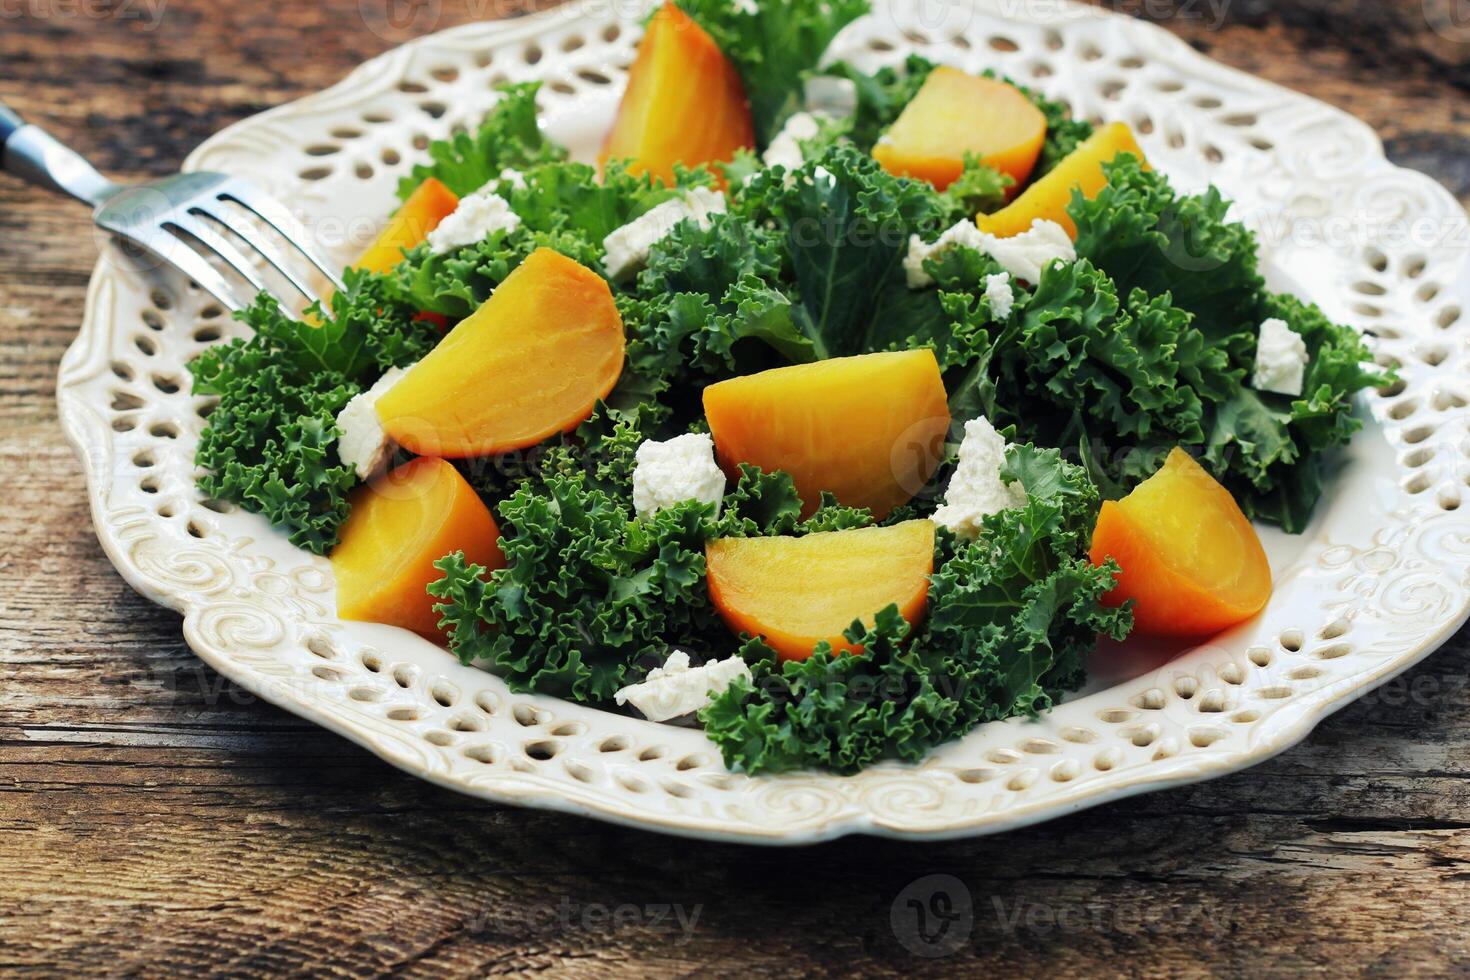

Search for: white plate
xmin=59 ymin=0 xmax=1470 ymax=843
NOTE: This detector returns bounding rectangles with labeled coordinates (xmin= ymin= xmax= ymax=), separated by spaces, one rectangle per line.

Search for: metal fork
xmin=1 ymin=101 xmax=343 ymax=312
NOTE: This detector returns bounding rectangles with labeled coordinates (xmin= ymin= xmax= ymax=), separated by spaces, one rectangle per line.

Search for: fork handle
xmin=0 ymin=104 xmax=21 ymax=147
xmin=0 ymin=101 xmax=117 ymax=208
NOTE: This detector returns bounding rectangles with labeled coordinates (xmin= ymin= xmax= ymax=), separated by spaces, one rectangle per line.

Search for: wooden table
xmin=3 ymin=1 xmax=1468 ymax=974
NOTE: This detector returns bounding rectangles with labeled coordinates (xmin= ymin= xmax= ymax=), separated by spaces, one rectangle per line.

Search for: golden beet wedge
xmin=975 ymin=122 xmax=1148 ymax=239
xmin=599 ymin=1 xmax=755 ymax=185
xmin=354 ymin=178 xmax=459 ymax=274
xmin=332 ymin=457 xmax=506 ymax=639
xmin=1089 ymin=448 xmax=1272 ymax=637
xmin=376 ymin=248 xmax=625 ymax=457
xmin=873 ymin=67 xmax=1046 ymax=192
xmin=706 ymin=520 xmax=936 ymax=661
xmin=702 ymin=349 xmax=950 ymax=520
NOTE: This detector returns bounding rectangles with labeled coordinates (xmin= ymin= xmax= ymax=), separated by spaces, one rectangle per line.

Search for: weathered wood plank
xmin=1 ymin=1 xmax=1468 ymax=976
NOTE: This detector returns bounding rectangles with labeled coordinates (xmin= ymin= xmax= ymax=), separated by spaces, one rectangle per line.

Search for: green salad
xmin=190 ymin=0 xmax=1383 ymax=775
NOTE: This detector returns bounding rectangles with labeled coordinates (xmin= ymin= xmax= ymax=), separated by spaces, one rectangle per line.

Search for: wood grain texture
xmin=2 ymin=1 xmax=1469 ymax=976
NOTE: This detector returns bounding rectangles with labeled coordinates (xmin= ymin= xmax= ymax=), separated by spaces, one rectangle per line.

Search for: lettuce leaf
xmin=700 ymin=444 xmax=1130 ymax=774
xmin=395 ymin=82 xmax=566 ymax=200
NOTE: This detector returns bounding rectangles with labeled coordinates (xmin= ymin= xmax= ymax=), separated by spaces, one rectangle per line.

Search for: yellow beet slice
xmin=702 ymin=350 xmax=950 ymax=520
xmin=706 ymin=520 xmax=935 ymax=661
xmin=873 ymin=67 xmax=1046 ymax=192
xmin=1089 ymin=448 xmax=1271 ymax=636
xmin=376 ymin=248 xmax=625 ymax=457
xmin=975 ymin=122 xmax=1148 ymax=238
xmin=332 ymin=457 xmax=506 ymax=639
xmin=354 ymin=178 xmax=459 ymax=274
xmin=600 ymin=1 xmax=755 ymax=186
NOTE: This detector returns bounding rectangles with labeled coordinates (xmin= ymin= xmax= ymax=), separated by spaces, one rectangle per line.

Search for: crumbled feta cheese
xmin=803 ymin=75 xmax=858 ymax=117
xmin=498 ymin=167 xmax=527 ymax=190
xmin=932 ymin=417 xmax=1028 ymax=539
xmin=632 ymin=433 xmax=727 ymax=519
xmin=903 ymin=220 xmax=988 ymax=288
xmin=984 ymin=272 xmax=1014 ymax=319
xmin=982 ymin=219 xmax=1075 ymax=283
xmin=425 ymin=189 xmax=521 ymax=254
xmin=614 ymin=650 xmax=752 ymax=722
xmin=904 ymin=218 xmax=1075 ymax=288
xmin=1251 ymin=316 xmax=1310 ymax=396
xmin=335 ymin=366 xmax=410 ymax=479
xmin=602 ymin=187 xmax=727 ymax=280
xmin=762 ymin=111 xmax=822 ymax=171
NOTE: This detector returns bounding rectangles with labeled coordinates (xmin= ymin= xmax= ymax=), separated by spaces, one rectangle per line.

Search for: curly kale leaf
xmin=389 ymin=226 xmax=602 ymax=320
xmin=955 ymin=255 xmax=1242 ymax=492
xmin=508 ymin=159 xmax=713 ymax=244
xmin=700 ymin=445 xmax=1130 ymax=774
xmin=390 ymin=160 xmax=716 ymax=322
xmin=921 ymin=152 xmax=1383 ymax=528
xmin=1067 ymin=158 xmax=1386 ymax=526
xmin=396 ymin=82 xmax=566 ymax=200
xmin=736 ymin=142 xmax=947 ymax=359
xmin=714 ymin=464 xmax=872 ymax=538
xmin=1206 ymin=291 xmax=1384 ymax=529
xmin=190 ymin=271 xmax=437 ymax=553
xmin=430 ymin=481 xmax=718 ymax=703
xmin=936 ymin=154 xmax=1012 ymax=222
xmin=679 ymin=0 xmax=868 ymax=148
xmin=621 ymin=212 xmax=815 ymax=381
xmin=1071 ymin=155 xmax=1262 ymax=344
xmin=426 ymin=401 xmax=732 ymax=703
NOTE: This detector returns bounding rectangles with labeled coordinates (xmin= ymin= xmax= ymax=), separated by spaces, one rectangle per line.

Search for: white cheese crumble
xmin=425 ymin=188 xmax=522 ymax=254
xmin=1251 ymin=316 xmax=1310 ymax=396
xmin=762 ymin=111 xmax=822 ymax=171
xmin=335 ymin=366 xmax=410 ymax=480
xmin=803 ymin=75 xmax=859 ymax=118
xmin=903 ymin=220 xmax=987 ymax=288
xmin=932 ymin=416 xmax=1028 ymax=540
xmin=614 ymin=650 xmax=752 ymax=722
xmin=904 ymin=218 xmax=1075 ymax=289
xmin=632 ymin=433 xmax=727 ymax=519
xmin=983 ymin=219 xmax=1076 ymax=284
xmin=602 ymin=187 xmax=727 ymax=281
xmin=985 ymin=272 xmax=1015 ymax=320
xmin=498 ymin=167 xmax=527 ymax=190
